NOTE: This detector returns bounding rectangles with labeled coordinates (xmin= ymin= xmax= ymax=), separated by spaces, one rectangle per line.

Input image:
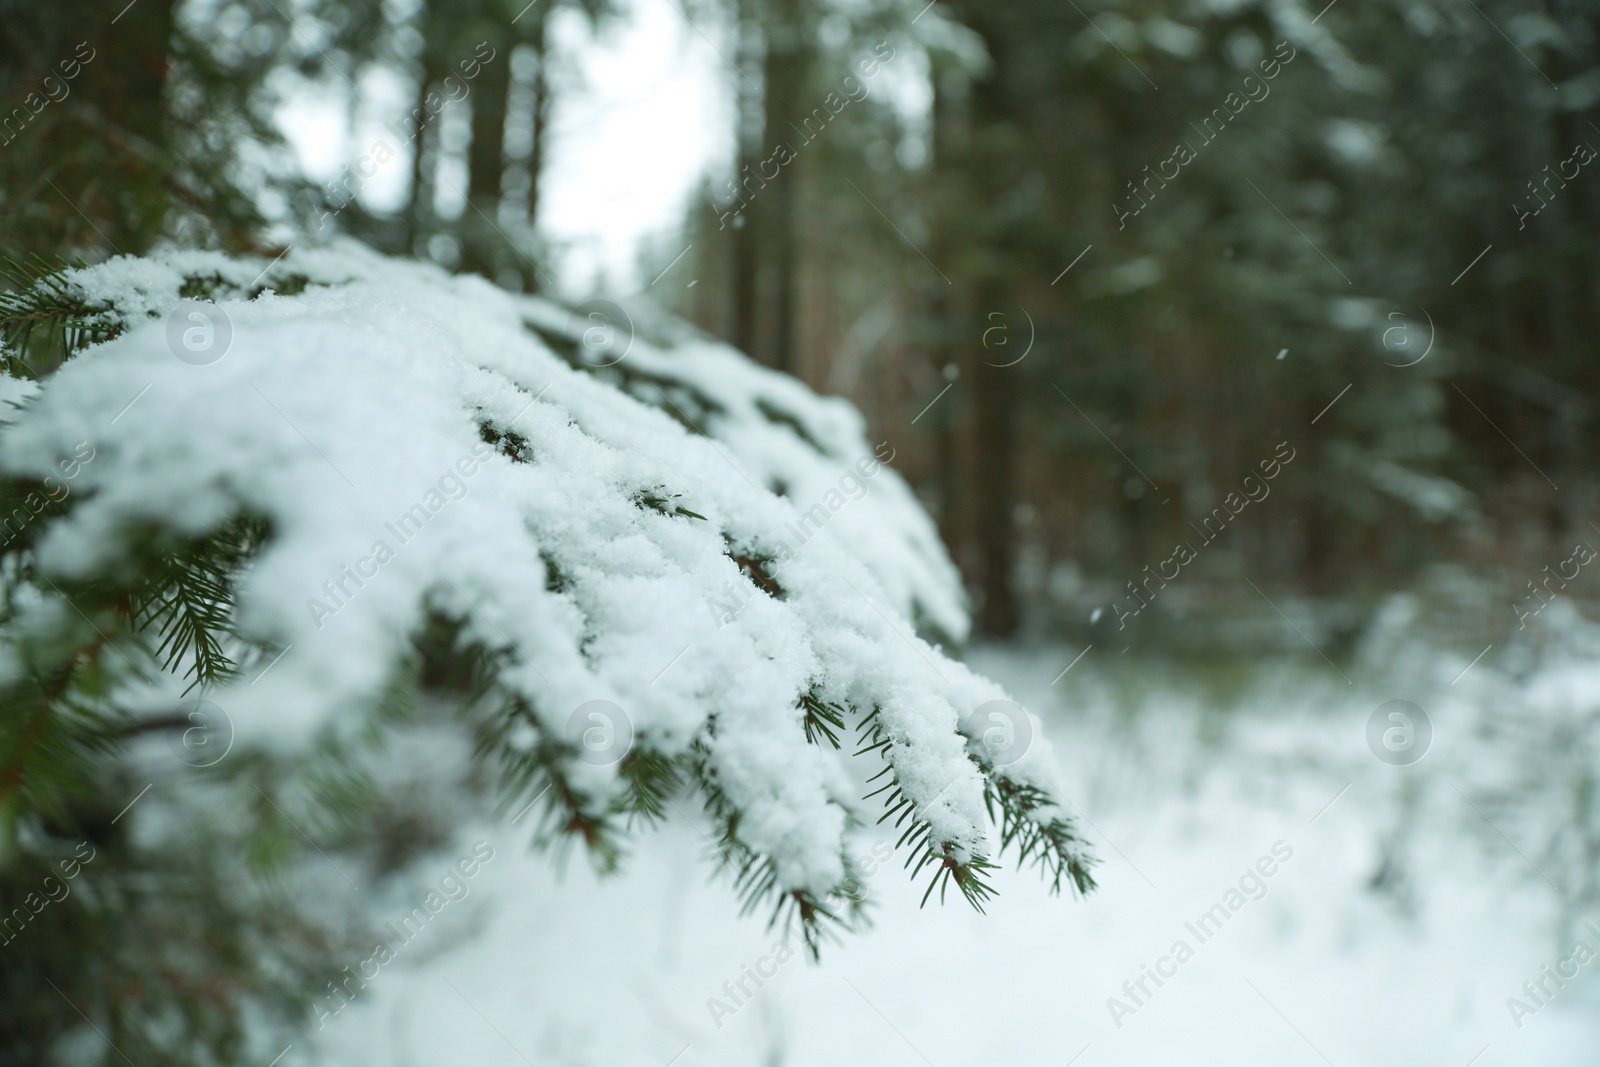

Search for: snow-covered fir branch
xmin=0 ymin=243 xmax=1094 ymax=948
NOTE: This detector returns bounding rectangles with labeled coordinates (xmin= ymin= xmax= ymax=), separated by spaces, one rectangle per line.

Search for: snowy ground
xmin=306 ymin=636 xmax=1600 ymax=1067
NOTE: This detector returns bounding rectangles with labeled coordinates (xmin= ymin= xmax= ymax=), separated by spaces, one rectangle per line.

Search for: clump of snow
xmin=0 ymin=367 xmax=37 ymax=412
xmin=517 ymin=296 xmax=969 ymax=647
xmin=0 ymin=242 xmax=1079 ymax=909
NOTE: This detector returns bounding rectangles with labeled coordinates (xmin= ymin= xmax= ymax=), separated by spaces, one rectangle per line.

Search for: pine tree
xmin=0 ymin=244 xmax=1094 ymax=1062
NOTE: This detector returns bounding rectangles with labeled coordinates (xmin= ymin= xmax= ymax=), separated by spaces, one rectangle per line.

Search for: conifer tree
xmin=0 ymin=244 xmax=1094 ymax=1063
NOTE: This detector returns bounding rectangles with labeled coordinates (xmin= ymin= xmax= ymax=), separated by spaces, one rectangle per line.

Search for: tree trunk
xmin=526 ymin=23 xmax=548 ymax=263
xmin=759 ymin=1 xmax=806 ymax=374
xmin=966 ymin=19 xmax=1021 ymax=637
xmin=461 ymin=27 xmax=512 ymax=279
xmin=972 ymin=288 xmax=1020 ymax=636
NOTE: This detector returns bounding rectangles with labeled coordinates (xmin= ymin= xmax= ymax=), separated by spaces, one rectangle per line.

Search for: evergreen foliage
xmin=0 ymin=248 xmax=1094 ymax=1062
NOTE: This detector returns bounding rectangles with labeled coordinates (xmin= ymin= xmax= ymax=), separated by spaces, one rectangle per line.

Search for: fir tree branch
xmin=125 ymin=516 xmax=270 ymax=694
xmin=0 ymin=647 xmax=129 ymax=831
xmin=635 ymin=486 xmax=707 ymax=521
xmin=984 ymin=776 xmax=1097 ymax=896
xmin=615 ymin=749 xmax=680 ymax=826
xmin=692 ymin=739 xmax=847 ymax=960
xmin=799 ymin=692 xmax=846 ymax=749
xmin=0 ymin=257 xmax=119 ymax=378
xmin=475 ymin=690 xmax=626 ymax=871
xmin=856 ymin=705 xmax=998 ymax=912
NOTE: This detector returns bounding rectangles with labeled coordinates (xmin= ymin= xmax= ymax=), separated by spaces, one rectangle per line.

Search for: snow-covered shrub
xmin=0 ymin=244 xmax=1093 ymax=957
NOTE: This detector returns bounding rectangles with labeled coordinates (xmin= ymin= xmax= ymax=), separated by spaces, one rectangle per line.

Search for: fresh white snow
xmin=304 ymin=636 xmax=1600 ymax=1066
xmin=0 ymin=243 xmax=1057 ymax=917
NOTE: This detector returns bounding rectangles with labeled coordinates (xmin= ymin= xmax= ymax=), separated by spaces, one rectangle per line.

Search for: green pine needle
xmin=856 ymin=704 xmax=998 ymax=913
xmin=0 ymin=256 xmax=118 ymax=378
xmin=127 ymin=517 xmax=269 ymax=694
xmin=799 ymin=693 xmax=846 ymax=749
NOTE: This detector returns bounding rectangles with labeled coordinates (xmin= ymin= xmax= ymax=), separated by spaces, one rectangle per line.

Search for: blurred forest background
xmin=3 ymin=0 xmax=1598 ymax=655
xmin=6 ymin=2 xmax=1600 ymax=1064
